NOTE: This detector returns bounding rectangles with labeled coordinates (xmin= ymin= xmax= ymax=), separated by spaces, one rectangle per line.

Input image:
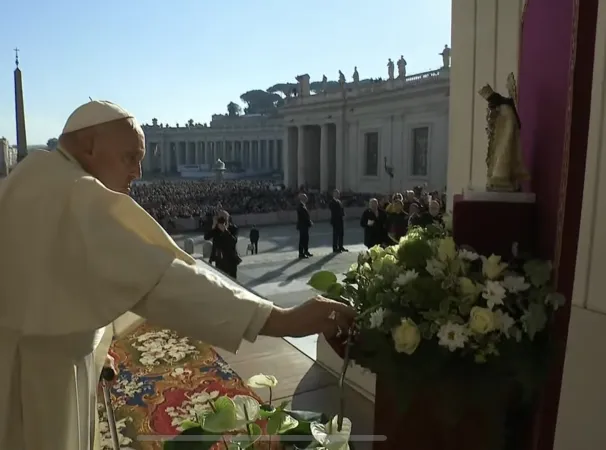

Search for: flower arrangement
xmin=308 ymin=224 xmax=564 ymax=430
xmin=164 ymin=373 xmax=352 ymax=450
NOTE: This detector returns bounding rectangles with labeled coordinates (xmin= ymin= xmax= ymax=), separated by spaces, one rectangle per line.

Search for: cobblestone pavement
xmin=173 ymin=221 xmax=365 ymax=358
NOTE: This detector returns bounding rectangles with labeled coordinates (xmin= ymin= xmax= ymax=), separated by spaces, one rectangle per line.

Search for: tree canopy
xmin=239 ymin=90 xmax=282 ymax=115
xmin=46 ymin=138 xmax=58 ymax=150
xmin=227 ymin=102 xmax=242 ymax=117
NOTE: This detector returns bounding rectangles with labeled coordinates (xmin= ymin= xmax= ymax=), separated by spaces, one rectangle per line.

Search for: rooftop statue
xmin=397 ymin=56 xmax=407 ymax=79
xmin=440 ymin=45 xmax=451 ymax=68
xmin=387 ymin=58 xmax=395 ymax=80
xmin=353 ymin=67 xmax=360 ymax=85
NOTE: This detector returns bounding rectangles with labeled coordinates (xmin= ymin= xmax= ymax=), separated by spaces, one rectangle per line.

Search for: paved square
xmin=173 ymin=220 xmax=364 ymax=358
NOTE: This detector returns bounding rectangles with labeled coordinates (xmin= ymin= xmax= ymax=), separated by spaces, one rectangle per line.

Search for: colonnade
xmin=143 ymin=138 xmax=283 ymax=174
xmin=283 ymin=123 xmax=343 ymax=191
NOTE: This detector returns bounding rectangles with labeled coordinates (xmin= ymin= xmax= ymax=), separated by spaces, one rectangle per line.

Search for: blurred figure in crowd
xmin=387 ymin=199 xmax=408 ymax=243
xmin=297 ymin=193 xmax=313 ymax=259
xmin=360 ymin=198 xmax=387 ymax=248
xmin=329 ymin=189 xmax=347 ymax=253
xmin=205 ymin=210 xmax=241 ymax=278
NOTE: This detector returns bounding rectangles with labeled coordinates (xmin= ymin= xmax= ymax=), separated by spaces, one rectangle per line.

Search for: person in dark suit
xmin=296 ymin=193 xmax=313 ymax=259
xmin=249 ymin=225 xmax=260 ymax=254
xmin=360 ymin=198 xmax=387 ymax=248
xmin=329 ymin=189 xmax=347 ymax=252
xmin=204 ymin=210 xmax=241 ymax=279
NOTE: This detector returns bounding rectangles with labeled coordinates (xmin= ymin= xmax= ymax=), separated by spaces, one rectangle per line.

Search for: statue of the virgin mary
xmin=478 ymin=73 xmax=530 ymax=191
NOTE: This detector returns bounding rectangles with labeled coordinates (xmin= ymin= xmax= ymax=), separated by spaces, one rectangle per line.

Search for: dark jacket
xmin=387 ymin=211 xmax=408 ymax=242
xmin=249 ymin=227 xmax=259 ymax=242
xmin=205 ymin=223 xmax=241 ymax=268
xmin=360 ymin=208 xmax=387 ymax=248
xmin=296 ymin=202 xmax=312 ymax=230
xmin=329 ymin=198 xmax=345 ymax=227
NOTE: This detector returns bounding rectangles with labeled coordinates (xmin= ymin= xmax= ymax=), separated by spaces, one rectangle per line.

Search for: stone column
xmin=335 ymin=124 xmax=344 ymax=190
xmin=176 ymin=142 xmax=183 ymax=167
xmin=273 ymin=139 xmax=279 ymax=170
xmin=283 ymin=129 xmax=291 ymax=186
xmin=297 ymin=126 xmax=306 ymax=187
xmin=161 ymin=140 xmax=167 ymax=174
xmin=195 ymin=142 xmax=200 ymax=164
xmin=258 ymin=140 xmax=263 ymax=169
xmin=320 ymin=124 xmax=330 ymax=192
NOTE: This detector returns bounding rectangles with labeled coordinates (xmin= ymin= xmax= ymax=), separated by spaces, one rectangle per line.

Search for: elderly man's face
xmin=429 ymin=201 xmax=440 ymax=216
xmin=85 ymin=119 xmax=145 ymax=194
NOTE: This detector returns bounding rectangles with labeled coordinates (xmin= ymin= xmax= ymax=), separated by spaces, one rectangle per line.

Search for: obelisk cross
xmin=14 ymin=48 xmax=20 ymax=67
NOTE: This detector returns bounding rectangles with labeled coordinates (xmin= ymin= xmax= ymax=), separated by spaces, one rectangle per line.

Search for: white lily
xmin=310 ymin=415 xmax=352 ymax=450
xmin=246 ymin=373 xmax=278 ymax=404
xmin=246 ymin=374 xmax=278 ymax=389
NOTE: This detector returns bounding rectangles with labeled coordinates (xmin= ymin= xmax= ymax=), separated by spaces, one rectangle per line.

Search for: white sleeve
xmin=131 ymin=259 xmax=274 ymax=353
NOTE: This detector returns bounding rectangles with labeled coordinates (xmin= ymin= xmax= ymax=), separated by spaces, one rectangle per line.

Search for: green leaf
xmin=546 ymin=292 xmax=566 ymax=310
xmin=163 ymin=427 xmax=220 ymax=450
xmin=458 ymin=303 xmax=471 ymax=317
xmin=267 ymin=411 xmax=300 ymax=435
xmin=179 ymin=420 xmax=201 ymax=431
xmin=200 ymin=397 xmax=237 ymax=433
xmin=522 ymin=303 xmax=548 ymax=340
xmin=326 ymin=282 xmax=344 ymax=298
xmin=308 ymin=271 xmax=338 ymax=292
xmin=232 ymin=423 xmax=262 ymax=449
xmin=523 ymin=260 xmax=552 ymax=287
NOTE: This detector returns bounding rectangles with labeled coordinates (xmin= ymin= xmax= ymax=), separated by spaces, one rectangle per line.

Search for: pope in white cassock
xmin=0 ymin=100 xmax=354 ymax=450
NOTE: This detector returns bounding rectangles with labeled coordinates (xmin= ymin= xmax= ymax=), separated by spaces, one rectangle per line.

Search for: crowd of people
xmin=130 ymin=179 xmax=446 ymax=280
xmin=130 ymin=179 xmax=374 ymax=224
xmin=359 ymin=186 xmax=447 ymax=249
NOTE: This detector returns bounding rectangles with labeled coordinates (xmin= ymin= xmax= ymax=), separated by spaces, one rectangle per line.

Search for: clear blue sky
xmin=0 ymin=0 xmax=451 ymax=145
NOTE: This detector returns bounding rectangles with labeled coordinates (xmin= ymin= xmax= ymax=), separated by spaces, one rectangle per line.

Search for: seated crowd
xmin=130 ymin=179 xmax=375 ymax=225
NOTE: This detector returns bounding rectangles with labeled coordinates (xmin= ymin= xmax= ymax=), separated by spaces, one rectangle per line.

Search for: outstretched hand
xmin=261 ymin=296 xmax=356 ymax=339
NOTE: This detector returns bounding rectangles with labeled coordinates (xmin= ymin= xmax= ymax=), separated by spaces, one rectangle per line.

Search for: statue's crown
xmin=478 ymin=84 xmax=495 ymax=100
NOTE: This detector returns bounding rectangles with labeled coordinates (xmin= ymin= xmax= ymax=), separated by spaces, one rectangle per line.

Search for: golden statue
xmin=478 ymin=73 xmax=529 ymax=191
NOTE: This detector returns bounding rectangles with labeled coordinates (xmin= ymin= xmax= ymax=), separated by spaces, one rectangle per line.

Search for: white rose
xmin=469 ymin=307 xmax=496 ymax=334
xmin=391 ymin=319 xmax=421 ymax=355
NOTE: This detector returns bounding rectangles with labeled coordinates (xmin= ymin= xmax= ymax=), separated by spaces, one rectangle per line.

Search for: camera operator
xmin=204 ymin=210 xmax=241 ymax=279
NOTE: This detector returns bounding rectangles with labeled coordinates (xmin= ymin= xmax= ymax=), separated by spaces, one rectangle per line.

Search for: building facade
xmin=141 ymin=114 xmax=284 ymax=176
xmin=0 ymin=138 xmax=17 ymax=177
xmin=281 ymin=69 xmax=450 ymax=193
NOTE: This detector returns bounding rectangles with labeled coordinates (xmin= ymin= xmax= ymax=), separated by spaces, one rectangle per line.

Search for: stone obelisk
xmin=14 ymin=48 xmax=28 ymax=163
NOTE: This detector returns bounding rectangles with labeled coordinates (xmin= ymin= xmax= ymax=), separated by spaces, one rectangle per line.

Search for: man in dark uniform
xmin=249 ymin=225 xmax=260 ymax=254
xmin=329 ymin=189 xmax=347 ymax=252
xmin=296 ymin=193 xmax=313 ymax=259
xmin=204 ymin=210 xmax=241 ymax=278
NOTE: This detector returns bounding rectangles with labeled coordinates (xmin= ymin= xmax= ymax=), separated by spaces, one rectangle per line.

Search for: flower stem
xmin=269 ymin=387 xmax=273 ymax=406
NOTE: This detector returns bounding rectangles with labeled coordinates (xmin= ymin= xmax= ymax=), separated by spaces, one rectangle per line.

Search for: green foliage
xmin=163 ymin=427 xmax=219 ymax=450
xmin=307 ymin=271 xmax=337 ymax=292
xmin=165 ymin=375 xmax=351 ymax=450
xmin=308 ymin=223 xmax=565 ymax=427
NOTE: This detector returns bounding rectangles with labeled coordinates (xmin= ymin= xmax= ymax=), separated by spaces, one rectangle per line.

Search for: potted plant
xmin=308 ymin=224 xmax=565 ymax=450
xmin=164 ymin=373 xmax=353 ymax=450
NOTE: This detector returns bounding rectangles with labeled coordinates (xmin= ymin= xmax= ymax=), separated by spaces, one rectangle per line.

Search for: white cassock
xmin=0 ymin=148 xmax=274 ymax=450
